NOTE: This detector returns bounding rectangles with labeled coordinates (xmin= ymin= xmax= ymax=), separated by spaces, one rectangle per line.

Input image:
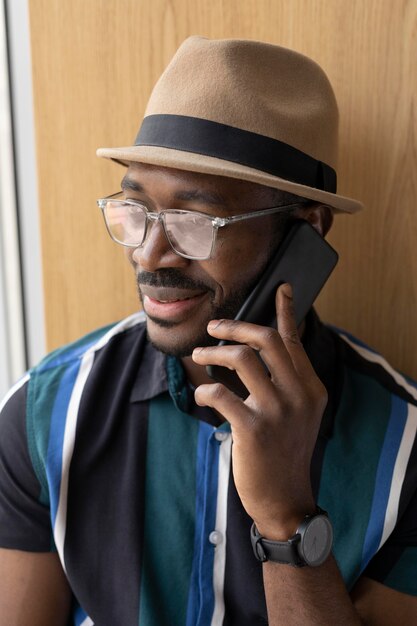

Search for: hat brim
xmin=96 ymin=145 xmax=363 ymax=214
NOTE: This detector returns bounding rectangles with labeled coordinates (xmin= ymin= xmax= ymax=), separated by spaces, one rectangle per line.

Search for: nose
xmin=132 ymin=219 xmax=189 ymax=272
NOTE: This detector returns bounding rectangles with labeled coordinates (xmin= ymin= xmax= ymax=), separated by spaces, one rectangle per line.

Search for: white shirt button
xmin=209 ymin=530 xmax=223 ymax=545
xmin=214 ymin=431 xmax=229 ymax=442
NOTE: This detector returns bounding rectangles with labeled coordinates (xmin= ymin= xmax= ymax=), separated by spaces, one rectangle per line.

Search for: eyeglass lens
xmin=104 ymin=200 xmax=214 ymax=258
xmin=163 ymin=212 xmax=213 ymax=258
xmin=105 ymin=201 xmax=147 ymax=246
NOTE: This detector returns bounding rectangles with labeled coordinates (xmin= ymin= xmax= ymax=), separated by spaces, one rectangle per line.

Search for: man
xmin=0 ymin=36 xmax=416 ymax=625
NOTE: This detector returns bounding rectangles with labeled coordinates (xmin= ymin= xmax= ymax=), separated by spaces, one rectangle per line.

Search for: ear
xmin=296 ymin=204 xmax=334 ymax=237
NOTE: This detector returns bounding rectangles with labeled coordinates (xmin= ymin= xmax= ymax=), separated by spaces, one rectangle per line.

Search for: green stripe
xmin=139 ymin=394 xmax=199 ymax=626
xmin=384 ymin=547 xmax=417 ymax=596
xmin=318 ymin=368 xmax=392 ymax=589
xmin=26 ymin=365 xmax=69 ymax=506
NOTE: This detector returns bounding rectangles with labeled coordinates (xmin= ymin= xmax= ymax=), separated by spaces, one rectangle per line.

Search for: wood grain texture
xmin=28 ymin=0 xmax=417 ymax=377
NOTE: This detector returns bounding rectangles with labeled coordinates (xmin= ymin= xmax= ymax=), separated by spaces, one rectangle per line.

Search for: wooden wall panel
xmin=28 ymin=0 xmax=417 ymax=377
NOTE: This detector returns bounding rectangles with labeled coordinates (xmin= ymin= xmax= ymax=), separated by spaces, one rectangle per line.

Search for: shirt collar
xmin=129 ymin=331 xmax=169 ymax=402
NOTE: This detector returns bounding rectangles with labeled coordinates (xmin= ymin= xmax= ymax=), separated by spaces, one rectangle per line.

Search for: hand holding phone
xmin=206 ymin=220 xmax=338 ymax=397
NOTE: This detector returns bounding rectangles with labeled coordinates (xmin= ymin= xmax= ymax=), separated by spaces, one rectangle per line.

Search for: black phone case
xmin=206 ymin=220 xmax=338 ymax=398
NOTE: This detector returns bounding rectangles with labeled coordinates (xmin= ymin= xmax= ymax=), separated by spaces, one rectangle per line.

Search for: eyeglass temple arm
xmin=213 ymin=202 xmax=302 ymax=227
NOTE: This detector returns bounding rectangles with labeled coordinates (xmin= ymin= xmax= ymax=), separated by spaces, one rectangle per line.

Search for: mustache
xmin=137 ymin=269 xmax=214 ymax=293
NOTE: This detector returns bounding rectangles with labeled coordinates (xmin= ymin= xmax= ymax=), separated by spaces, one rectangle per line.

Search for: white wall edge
xmin=5 ymin=0 xmax=46 ymax=368
xmin=0 ymin=0 xmax=26 ymax=392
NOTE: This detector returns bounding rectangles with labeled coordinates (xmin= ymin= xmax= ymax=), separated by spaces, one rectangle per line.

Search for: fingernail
xmin=281 ymin=283 xmax=293 ymax=299
xmin=192 ymin=347 xmax=204 ymax=358
xmin=207 ymin=319 xmax=221 ymax=331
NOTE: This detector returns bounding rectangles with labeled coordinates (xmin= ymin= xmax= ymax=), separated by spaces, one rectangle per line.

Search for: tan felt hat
xmin=97 ymin=36 xmax=363 ymax=214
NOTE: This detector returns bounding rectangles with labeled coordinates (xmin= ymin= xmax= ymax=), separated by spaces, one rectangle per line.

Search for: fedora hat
xmin=97 ymin=36 xmax=363 ymax=214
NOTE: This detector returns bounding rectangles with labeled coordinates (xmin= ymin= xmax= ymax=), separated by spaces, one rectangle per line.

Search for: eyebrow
xmin=120 ymin=175 xmax=226 ymax=207
xmin=121 ymin=176 xmax=144 ymax=193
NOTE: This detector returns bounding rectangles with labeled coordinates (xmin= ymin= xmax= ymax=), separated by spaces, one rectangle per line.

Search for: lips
xmin=140 ymin=286 xmax=206 ymax=302
xmin=140 ymin=285 xmax=208 ymax=321
xmin=154 ymin=296 xmax=197 ymax=302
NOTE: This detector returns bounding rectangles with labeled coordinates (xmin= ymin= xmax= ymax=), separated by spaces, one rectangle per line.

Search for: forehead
xmin=122 ymin=162 xmax=277 ymax=206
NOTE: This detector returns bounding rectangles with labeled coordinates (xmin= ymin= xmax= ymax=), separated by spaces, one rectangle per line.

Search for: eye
xmin=127 ymin=204 xmax=142 ymax=214
xmin=125 ymin=203 xmax=146 ymax=224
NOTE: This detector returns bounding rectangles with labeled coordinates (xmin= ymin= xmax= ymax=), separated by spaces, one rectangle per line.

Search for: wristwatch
xmin=250 ymin=507 xmax=333 ymax=567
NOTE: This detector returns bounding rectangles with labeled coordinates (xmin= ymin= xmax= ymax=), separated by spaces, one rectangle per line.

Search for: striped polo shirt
xmin=0 ymin=309 xmax=417 ymax=625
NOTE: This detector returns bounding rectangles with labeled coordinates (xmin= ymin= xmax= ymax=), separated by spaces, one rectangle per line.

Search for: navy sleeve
xmin=0 ymin=379 xmax=53 ymax=551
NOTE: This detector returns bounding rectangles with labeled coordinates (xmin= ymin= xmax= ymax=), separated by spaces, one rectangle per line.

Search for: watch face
xmin=299 ymin=515 xmax=333 ymax=567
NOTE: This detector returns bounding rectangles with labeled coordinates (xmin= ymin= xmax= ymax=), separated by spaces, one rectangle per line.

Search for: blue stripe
xmin=361 ymin=395 xmax=408 ymax=569
xmin=46 ymin=359 xmax=82 ymax=526
xmin=73 ymin=603 xmax=90 ymax=626
xmin=186 ymin=422 xmax=220 ymax=626
xmin=199 ymin=430 xmax=220 ymax=626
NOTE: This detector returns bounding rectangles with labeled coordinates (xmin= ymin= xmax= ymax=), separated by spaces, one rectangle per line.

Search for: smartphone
xmin=206 ymin=220 xmax=339 ymax=398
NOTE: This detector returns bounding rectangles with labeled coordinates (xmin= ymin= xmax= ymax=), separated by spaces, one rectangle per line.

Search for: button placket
xmin=209 ymin=530 xmax=223 ymax=545
xmin=214 ymin=430 xmax=229 ymax=442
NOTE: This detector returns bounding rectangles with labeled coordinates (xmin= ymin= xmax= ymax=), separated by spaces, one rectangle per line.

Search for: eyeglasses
xmin=97 ymin=191 xmax=301 ymax=260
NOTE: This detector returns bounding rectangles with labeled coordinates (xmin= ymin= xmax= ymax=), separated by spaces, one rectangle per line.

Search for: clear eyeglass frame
xmin=97 ymin=191 xmax=302 ymax=260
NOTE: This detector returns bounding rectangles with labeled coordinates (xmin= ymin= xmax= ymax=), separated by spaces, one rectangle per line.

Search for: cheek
xmin=221 ymin=223 xmax=272 ymax=269
xmin=206 ymin=232 xmax=271 ymax=301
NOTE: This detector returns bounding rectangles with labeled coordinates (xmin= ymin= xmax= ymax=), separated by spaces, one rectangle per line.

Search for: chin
xmin=146 ymin=319 xmax=217 ymax=358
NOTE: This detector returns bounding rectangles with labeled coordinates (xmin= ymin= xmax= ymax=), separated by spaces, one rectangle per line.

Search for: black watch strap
xmin=250 ymin=523 xmax=305 ymax=566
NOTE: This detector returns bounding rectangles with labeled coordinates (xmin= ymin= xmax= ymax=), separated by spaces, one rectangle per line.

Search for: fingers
xmin=193 ymin=283 xmax=319 ymax=417
xmin=192 ymin=343 xmax=274 ymax=401
xmin=194 ymin=381 xmax=253 ymax=427
xmin=203 ymin=317 xmax=296 ymax=388
xmin=275 ymin=283 xmax=317 ymax=380
xmin=201 ymin=282 xmax=315 ymax=387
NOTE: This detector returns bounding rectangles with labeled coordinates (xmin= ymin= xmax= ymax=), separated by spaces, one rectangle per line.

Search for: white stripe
xmin=53 ymin=351 xmax=95 ymax=571
xmin=210 ymin=433 xmax=232 ymax=626
xmin=80 ymin=617 xmax=94 ymax=626
xmin=378 ymin=403 xmax=417 ymax=549
xmin=0 ymin=372 xmax=30 ymax=414
xmin=338 ymin=333 xmax=417 ymax=402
